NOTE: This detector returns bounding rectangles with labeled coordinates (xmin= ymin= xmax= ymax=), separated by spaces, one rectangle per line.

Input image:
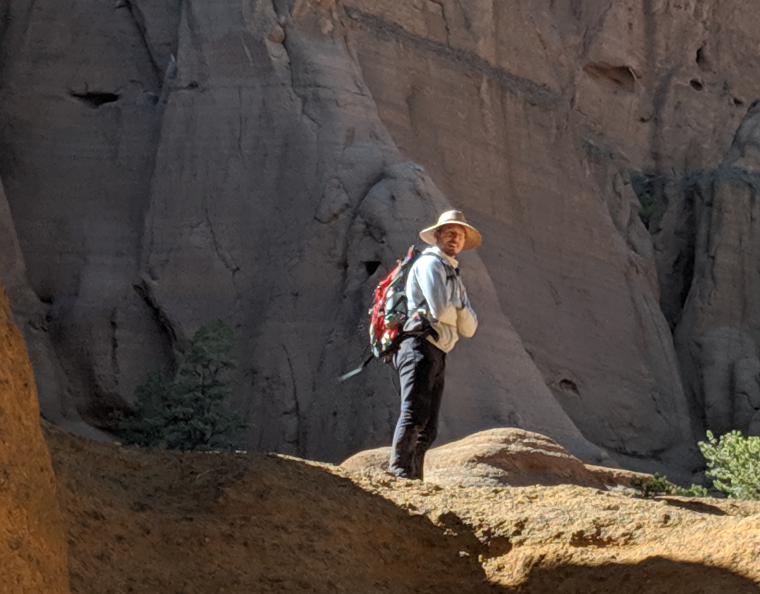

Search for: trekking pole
xmin=338 ymin=352 xmax=374 ymax=383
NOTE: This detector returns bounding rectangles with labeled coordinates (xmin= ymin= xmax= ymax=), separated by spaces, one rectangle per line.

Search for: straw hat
xmin=419 ymin=210 xmax=482 ymax=251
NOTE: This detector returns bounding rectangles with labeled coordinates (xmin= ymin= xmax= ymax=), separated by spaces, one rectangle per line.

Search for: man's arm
xmin=456 ymin=290 xmax=478 ymax=338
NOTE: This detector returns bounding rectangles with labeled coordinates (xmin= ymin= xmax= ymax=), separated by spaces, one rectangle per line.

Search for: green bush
xmin=117 ymin=320 xmax=246 ymax=451
xmin=699 ymin=430 xmax=760 ymax=500
xmin=633 ymin=473 xmax=708 ymax=499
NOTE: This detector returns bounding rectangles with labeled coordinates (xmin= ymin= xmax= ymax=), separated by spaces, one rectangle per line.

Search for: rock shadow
xmin=517 ymin=556 xmax=759 ymax=594
xmin=658 ymin=496 xmax=726 ymax=516
xmin=48 ymin=427 xmax=501 ymax=593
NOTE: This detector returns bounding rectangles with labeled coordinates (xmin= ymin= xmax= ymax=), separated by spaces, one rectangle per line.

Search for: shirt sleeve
xmin=414 ymin=256 xmax=450 ymax=321
xmin=454 ymin=276 xmax=478 ymax=337
xmin=457 ymin=299 xmax=478 ymax=337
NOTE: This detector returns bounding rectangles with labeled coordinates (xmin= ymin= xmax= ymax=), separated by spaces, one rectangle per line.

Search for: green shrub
xmin=117 ymin=320 xmax=246 ymax=451
xmin=699 ymin=430 xmax=760 ymax=500
xmin=672 ymin=482 xmax=710 ymax=498
xmin=633 ymin=473 xmax=708 ymax=498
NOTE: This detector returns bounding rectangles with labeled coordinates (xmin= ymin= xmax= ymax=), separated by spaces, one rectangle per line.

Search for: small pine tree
xmin=118 ymin=320 xmax=246 ymax=451
xmin=699 ymin=430 xmax=760 ymax=500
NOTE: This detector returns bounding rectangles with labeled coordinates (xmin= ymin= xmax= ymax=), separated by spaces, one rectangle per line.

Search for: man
xmin=389 ymin=209 xmax=481 ymax=480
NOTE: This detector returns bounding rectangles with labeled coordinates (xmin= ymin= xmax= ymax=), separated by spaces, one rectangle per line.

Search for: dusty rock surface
xmin=46 ymin=427 xmax=760 ymax=594
xmin=0 ymin=290 xmax=69 ymax=593
xmin=47 ymin=425 xmax=495 ymax=594
xmin=342 ymin=428 xmax=650 ymax=489
xmin=359 ymin=478 xmax=760 ymax=594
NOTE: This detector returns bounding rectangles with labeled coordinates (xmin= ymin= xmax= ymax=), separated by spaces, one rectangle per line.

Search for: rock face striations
xmin=1 ymin=0 xmax=760 ymax=473
xmin=664 ymin=102 xmax=760 ymax=438
xmin=340 ymin=0 xmax=760 ymax=470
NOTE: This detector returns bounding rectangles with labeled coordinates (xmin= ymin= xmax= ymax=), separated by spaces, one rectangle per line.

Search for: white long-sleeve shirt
xmin=404 ymin=246 xmax=478 ymax=353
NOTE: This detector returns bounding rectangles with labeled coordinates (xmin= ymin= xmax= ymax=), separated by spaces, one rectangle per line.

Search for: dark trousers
xmin=389 ymin=336 xmax=446 ymax=480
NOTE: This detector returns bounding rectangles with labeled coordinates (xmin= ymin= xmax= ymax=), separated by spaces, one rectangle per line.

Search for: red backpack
xmin=340 ymin=245 xmax=431 ymax=381
xmin=369 ymin=245 xmax=421 ymax=360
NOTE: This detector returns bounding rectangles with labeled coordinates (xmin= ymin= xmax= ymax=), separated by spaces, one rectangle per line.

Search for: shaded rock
xmin=0 ymin=0 xmax=171 ymax=425
xmin=343 ymin=0 xmax=700 ymax=469
xmin=666 ymin=102 xmax=760 ymax=435
xmin=134 ymin=0 xmax=601 ymax=463
xmin=0 ymin=287 xmax=69 ymax=592
xmin=2 ymin=0 xmax=599 ymax=463
xmin=7 ymin=0 xmax=760 ymax=475
xmin=0 ymin=176 xmax=107 ymax=440
xmin=122 ymin=0 xmax=180 ymax=77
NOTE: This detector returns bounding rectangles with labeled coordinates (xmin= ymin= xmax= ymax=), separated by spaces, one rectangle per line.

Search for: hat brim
xmin=419 ymin=222 xmax=482 ymax=251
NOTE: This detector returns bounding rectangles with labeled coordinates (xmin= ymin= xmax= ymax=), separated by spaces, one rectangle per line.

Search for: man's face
xmin=436 ymin=224 xmax=466 ymax=257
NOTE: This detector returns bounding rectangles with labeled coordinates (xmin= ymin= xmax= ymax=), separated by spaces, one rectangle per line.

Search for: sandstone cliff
xmin=2 ymin=0 xmax=760 ymax=474
xmin=0 ymin=289 xmax=69 ymax=593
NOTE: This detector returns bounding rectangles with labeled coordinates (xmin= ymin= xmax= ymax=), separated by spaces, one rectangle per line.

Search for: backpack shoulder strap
xmin=418 ymin=251 xmax=458 ymax=281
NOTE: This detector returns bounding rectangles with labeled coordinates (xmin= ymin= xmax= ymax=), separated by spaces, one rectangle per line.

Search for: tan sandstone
xmin=0 ymin=289 xmax=69 ymax=593
xmin=342 ymin=428 xmax=651 ymax=490
xmin=44 ymin=424 xmax=760 ymax=593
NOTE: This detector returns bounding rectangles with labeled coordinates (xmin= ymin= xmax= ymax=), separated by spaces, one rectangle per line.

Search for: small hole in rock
xmin=559 ymin=379 xmax=579 ymax=394
xmin=690 ymin=79 xmax=704 ymax=91
xmin=696 ymin=46 xmax=707 ymax=68
xmin=70 ymin=91 xmax=120 ymax=108
xmin=583 ymin=63 xmax=637 ymax=93
xmin=363 ymin=261 xmax=381 ymax=276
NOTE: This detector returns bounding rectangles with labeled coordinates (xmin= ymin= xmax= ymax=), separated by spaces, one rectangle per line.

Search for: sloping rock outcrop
xmin=46 ymin=425 xmax=760 ymax=594
xmin=363 ymin=478 xmax=760 ymax=594
xmin=342 ymin=428 xmax=649 ymax=489
xmin=0 ymin=288 xmax=69 ymax=593
xmin=47 ymin=425 xmax=494 ymax=594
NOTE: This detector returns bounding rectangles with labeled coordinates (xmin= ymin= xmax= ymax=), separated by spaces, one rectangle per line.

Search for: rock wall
xmin=667 ymin=103 xmax=760 ymax=436
xmin=340 ymin=0 xmax=696 ymax=469
xmin=1 ymin=0 xmax=759 ymax=473
xmin=0 ymin=169 xmax=107 ymax=441
xmin=0 ymin=287 xmax=69 ymax=592
xmin=341 ymin=0 xmax=760 ymax=467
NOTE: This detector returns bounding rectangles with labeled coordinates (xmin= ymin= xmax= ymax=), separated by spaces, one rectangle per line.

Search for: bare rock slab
xmin=342 ymin=428 xmax=649 ymax=490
